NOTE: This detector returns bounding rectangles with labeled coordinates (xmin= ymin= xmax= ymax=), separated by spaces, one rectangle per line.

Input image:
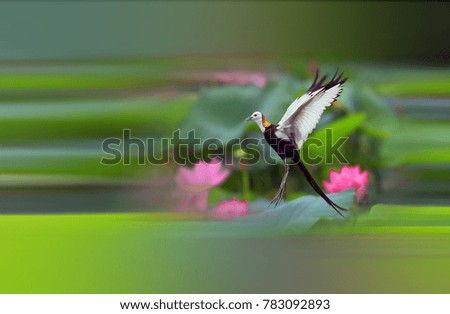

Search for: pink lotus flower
xmin=323 ymin=165 xmax=369 ymax=202
xmin=212 ymin=71 xmax=267 ymax=88
xmin=175 ymin=159 xmax=230 ymax=211
xmin=212 ymin=199 xmax=249 ymax=220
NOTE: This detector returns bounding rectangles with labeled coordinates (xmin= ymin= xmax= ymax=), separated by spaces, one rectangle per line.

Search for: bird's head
xmin=246 ymin=111 xmax=270 ymax=132
xmin=246 ymin=111 xmax=263 ymax=123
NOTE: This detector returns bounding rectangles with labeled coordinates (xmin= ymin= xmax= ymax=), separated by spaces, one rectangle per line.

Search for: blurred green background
xmin=0 ymin=2 xmax=449 ymax=293
xmin=0 ymin=2 xmax=448 ymax=60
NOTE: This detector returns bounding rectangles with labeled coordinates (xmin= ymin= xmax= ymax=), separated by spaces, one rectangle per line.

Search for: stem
xmin=242 ymin=168 xmax=251 ymax=199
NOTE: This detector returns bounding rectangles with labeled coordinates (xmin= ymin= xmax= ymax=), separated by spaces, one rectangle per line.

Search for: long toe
xmin=275 ymin=188 xmax=286 ymax=206
xmin=270 ymin=191 xmax=282 ymax=206
xmin=270 ymin=184 xmax=287 ymax=207
xmin=273 ymin=190 xmax=284 ymax=207
xmin=270 ymin=196 xmax=279 ymax=207
xmin=269 ymin=195 xmax=279 ymax=206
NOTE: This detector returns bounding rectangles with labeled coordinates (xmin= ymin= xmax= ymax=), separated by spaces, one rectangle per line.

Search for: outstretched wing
xmin=276 ymin=70 xmax=346 ymax=148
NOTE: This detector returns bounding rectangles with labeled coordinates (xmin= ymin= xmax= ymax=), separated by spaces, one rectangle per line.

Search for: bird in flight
xmin=246 ymin=70 xmax=348 ymax=217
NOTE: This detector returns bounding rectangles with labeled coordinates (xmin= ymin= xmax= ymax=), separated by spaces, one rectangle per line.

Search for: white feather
xmin=276 ymin=84 xmax=343 ymax=149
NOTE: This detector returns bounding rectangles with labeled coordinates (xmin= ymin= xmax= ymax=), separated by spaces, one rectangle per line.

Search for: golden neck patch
xmin=262 ymin=114 xmax=271 ymax=128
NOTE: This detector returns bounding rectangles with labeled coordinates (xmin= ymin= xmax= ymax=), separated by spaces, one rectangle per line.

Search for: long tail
xmin=292 ymin=152 xmax=348 ymax=217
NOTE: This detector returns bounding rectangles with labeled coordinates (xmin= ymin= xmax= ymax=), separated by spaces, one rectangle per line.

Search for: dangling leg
xmin=270 ymin=159 xmax=290 ymax=206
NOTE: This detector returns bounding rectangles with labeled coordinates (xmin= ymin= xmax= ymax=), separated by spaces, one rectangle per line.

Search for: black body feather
xmin=264 ymin=124 xmax=347 ymax=217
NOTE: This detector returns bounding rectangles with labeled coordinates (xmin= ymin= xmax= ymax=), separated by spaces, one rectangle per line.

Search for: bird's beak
xmin=245 ymin=116 xmax=252 ymax=122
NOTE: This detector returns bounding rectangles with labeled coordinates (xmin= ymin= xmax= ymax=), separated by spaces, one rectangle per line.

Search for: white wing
xmin=276 ymin=72 xmax=345 ymax=149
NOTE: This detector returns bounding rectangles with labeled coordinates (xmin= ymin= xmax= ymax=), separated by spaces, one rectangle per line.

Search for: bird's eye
xmin=253 ymin=114 xmax=257 ymax=116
